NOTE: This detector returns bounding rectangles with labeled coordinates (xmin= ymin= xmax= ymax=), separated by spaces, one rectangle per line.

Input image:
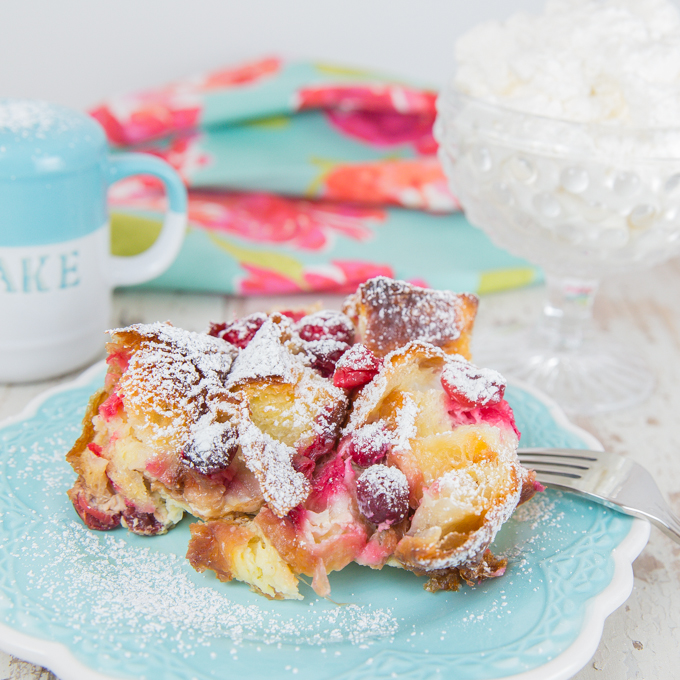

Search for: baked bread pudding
xmin=67 ymin=277 xmax=540 ymax=600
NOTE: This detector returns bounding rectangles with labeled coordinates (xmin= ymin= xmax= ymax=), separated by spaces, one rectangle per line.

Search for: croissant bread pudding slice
xmin=66 ymin=277 xmax=540 ymax=601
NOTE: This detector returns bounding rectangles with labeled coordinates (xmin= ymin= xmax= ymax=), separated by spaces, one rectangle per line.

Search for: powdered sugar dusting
xmin=359 ymin=465 xmax=409 ymax=508
xmin=237 ymin=405 xmax=311 ymax=517
xmin=227 ymin=319 xmax=301 ymax=387
xmin=113 ymin=323 xmax=236 ymax=444
xmin=345 ymin=277 xmax=476 ymax=354
xmin=17 ymin=519 xmax=398 ymax=652
xmin=344 ymin=341 xmax=441 ymax=435
xmin=442 ymin=355 xmax=506 ymax=408
xmin=336 ymin=344 xmax=379 ymax=372
xmin=352 ymin=422 xmax=393 ymax=454
xmin=0 ymin=100 xmax=78 ymax=138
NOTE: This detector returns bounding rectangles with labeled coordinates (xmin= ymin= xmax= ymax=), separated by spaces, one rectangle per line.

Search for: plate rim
xmin=0 ymin=362 xmax=651 ymax=680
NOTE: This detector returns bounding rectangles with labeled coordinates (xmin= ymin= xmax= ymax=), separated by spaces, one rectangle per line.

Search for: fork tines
xmin=518 ymin=448 xmax=597 ymax=480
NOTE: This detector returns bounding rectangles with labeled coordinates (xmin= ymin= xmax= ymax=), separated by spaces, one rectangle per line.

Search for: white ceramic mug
xmin=0 ymin=99 xmax=188 ymax=383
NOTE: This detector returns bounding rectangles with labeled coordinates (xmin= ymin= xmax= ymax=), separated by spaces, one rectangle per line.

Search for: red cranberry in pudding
xmin=181 ymin=424 xmax=239 ymax=475
xmin=278 ymin=309 xmax=307 ymax=323
xmin=299 ymin=403 xmax=344 ymax=461
xmin=304 ymin=339 xmax=350 ymax=378
xmin=70 ymin=490 xmax=121 ymax=531
xmin=99 ymin=391 xmax=124 ymax=422
xmin=441 ymin=358 xmax=506 ymax=410
xmin=122 ymin=505 xmax=164 ymax=536
xmin=346 ymin=423 xmax=392 ymax=467
xmin=333 ymin=344 xmax=382 ymax=389
xmin=356 ymin=464 xmax=409 ymax=526
xmin=295 ymin=310 xmax=355 ymax=345
xmin=87 ymin=442 xmax=103 ymax=457
xmin=208 ymin=312 xmax=268 ymax=349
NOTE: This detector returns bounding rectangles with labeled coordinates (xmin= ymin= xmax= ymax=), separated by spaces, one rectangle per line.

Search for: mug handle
xmin=107 ymin=153 xmax=188 ymax=287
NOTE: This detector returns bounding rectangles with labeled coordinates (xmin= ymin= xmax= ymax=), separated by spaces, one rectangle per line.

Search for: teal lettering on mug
xmin=0 ymin=259 xmax=15 ymax=293
xmin=22 ymin=256 xmax=49 ymax=293
xmin=60 ymin=251 xmax=80 ymax=289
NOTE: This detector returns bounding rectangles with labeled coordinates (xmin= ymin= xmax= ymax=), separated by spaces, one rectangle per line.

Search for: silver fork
xmin=518 ymin=447 xmax=680 ymax=544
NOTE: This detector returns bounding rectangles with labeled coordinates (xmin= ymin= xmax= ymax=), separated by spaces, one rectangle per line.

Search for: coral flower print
xmin=188 ymin=192 xmax=385 ymax=250
xmin=303 ymin=261 xmax=396 ymax=293
xmin=108 ymin=184 xmax=386 ymax=250
xmin=142 ymin=134 xmax=212 ymax=183
xmin=237 ymin=261 xmax=397 ymax=295
xmin=97 ymin=58 xmax=525 ymax=299
xmin=91 ymin=93 xmax=201 ymax=146
xmin=199 ymin=56 xmax=281 ymax=90
xmin=297 ymin=84 xmax=438 ymax=153
xmin=323 ymin=158 xmax=458 ymax=212
xmin=90 ymin=57 xmax=282 ymax=146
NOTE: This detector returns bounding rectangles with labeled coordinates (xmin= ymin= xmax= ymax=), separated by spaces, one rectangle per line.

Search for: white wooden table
xmin=2 ymin=263 xmax=680 ymax=680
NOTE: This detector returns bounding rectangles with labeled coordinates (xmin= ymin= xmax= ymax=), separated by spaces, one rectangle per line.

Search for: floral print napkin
xmin=95 ymin=57 xmax=539 ymax=295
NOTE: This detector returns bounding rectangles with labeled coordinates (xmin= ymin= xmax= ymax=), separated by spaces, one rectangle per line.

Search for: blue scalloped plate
xmin=0 ymin=363 xmax=649 ymax=680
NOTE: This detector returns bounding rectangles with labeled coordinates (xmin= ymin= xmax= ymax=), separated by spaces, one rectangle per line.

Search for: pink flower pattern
xmin=90 ymin=57 xmax=282 ymax=146
xmin=237 ymin=261 xmax=399 ymax=295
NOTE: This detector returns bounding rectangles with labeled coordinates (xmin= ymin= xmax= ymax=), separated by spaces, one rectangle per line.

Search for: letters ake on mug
xmin=0 ymin=100 xmax=187 ymax=382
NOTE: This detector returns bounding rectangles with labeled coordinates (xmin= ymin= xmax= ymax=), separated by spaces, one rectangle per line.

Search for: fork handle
xmin=640 ymin=504 xmax=680 ymax=545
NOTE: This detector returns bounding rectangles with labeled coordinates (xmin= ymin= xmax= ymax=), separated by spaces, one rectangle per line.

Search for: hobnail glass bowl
xmin=436 ymin=89 xmax=680 ymax=414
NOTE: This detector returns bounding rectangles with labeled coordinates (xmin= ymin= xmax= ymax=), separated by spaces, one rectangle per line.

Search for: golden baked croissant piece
xmin=343 ymin=276 xmax=478 ymax=358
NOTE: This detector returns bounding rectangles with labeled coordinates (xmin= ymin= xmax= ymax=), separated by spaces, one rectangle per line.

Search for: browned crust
xmin=393 ymin=468 xmax=521 ymax=572
xmin=65 ymin=387 xmax=110 ymax=474
xmin=342 ymin=278 xmax=478 ymax=358
xmin=186 ymin=518 xmax=251 ymax=583
xmin=254 ymin=507 xmax=319 ymax=577
xmin=421 ymin=549 xmax=508 ymax=592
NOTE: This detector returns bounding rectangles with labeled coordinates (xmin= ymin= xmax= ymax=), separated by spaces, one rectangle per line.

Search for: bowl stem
xmin=475 ymin=275 xmax=655 ymax=415
xmin=540 ymin=276 xmax=599 ymax=351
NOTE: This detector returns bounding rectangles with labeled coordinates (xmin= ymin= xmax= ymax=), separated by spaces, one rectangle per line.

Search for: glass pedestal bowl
xmin=436 ymin=89 xmax=680 ymax=414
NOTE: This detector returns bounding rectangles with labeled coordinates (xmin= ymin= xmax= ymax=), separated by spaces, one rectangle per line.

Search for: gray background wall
xmin=0 ymin=0 xmax=549 ymax=109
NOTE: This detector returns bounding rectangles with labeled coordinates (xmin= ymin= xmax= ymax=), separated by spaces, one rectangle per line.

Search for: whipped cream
xmin=454 ymin=0 xmax=680 ymax=128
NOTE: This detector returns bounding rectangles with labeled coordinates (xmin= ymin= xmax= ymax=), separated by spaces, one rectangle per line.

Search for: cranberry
xmin=87 ymin=442 xmax=103 ymax=457
xmin=311 ymin=455 xmax=346 ymax=499
xmin=441 ymin=359 xmax=506 ymax=410
xmin=71 ymin=491 xmax=121 ymax=531
xmin=333 ymin=344 xmax=382 ymax=389
xmin=99 ymin=391 xmax=124 ymax=422
xmin=182 ymin=424 xmax=239 ymax=475
xmin=298 ymin=404 xmax=343 ymax=460
xmin=356 ymin=464 xmax=409 ymax=526
xmin=207 ymin=321 xmax=227 ymax=337
xmin=292 ymin=453 xmax=315 ymax=479
xmin=295 ymin=310 xmax=355 ymax=344
xmin=105 ymin=349 xmax=130 ymax=373
xmin=208 ymin=312 xmax=268 ymax=349
xmin=304 ymin=339 xmax=350 ymax=378
xmin=346 ymin=423 xmax=392 ymax=466
xmin=122 ymin=505 xmax=164 ymax=535
xmin=278 ymin=309 xmax=307 ymax=322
